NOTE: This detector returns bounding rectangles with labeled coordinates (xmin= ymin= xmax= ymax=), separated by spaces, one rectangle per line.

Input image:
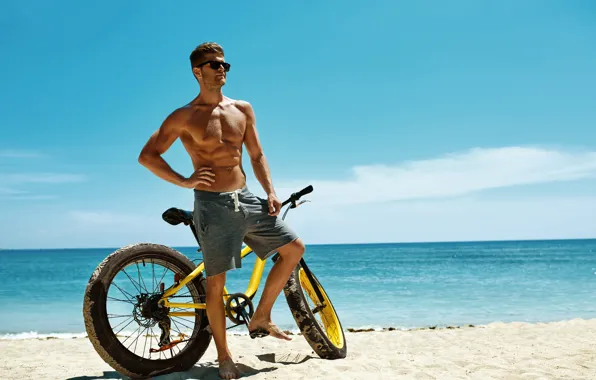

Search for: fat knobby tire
xmin=82 ymin=243 xmax=211 ymax=379
xmin=283 ymin=265 xmax=347 ymax=359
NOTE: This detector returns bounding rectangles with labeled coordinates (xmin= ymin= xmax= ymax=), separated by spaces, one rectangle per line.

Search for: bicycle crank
xmin=225 ymin=293 xmax=254 ymax=325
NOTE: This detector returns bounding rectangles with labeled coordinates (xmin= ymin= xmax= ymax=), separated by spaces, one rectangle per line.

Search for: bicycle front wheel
xmin=283 ymin=264 xmax=347 ymax=359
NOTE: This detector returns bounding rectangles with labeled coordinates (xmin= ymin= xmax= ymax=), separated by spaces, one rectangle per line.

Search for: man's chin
xmin=207 ymin=80 xmax=226 ymax=90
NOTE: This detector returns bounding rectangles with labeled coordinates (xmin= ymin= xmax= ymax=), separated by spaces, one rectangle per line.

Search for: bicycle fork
xmin=272 ymin=254 xmax=327 ymax=309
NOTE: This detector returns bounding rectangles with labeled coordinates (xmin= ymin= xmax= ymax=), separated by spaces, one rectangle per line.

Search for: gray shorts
xmin=193 ymin=186 xmax=299 ymax=277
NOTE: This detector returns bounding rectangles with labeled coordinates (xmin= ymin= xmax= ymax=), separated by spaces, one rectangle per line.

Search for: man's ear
xmin=192 ymin=67 xmax=202 ymax=80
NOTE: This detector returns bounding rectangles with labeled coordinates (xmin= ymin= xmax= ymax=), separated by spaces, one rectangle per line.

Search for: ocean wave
xmin=0 ymin=325 xmax=396 ymax=340
xmin=0 ymin=331 xmax=88 ymax=340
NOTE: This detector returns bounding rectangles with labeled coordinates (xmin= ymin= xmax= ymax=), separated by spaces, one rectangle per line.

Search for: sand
xmin=1 ymin=318 xmax=596 ymax=380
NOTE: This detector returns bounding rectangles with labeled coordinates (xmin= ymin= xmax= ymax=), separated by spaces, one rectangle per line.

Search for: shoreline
xmin=3 ymin=236 xmax=596 ymax=251
xmin=2 ymin=317 xmax=594 ymax=340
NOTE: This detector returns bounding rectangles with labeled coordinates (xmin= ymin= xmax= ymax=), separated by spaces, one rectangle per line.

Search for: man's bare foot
xmin=248 ymin=319 xmax=292 ymax=341
xmin=218 ymin=357 xmax=242 ymax=379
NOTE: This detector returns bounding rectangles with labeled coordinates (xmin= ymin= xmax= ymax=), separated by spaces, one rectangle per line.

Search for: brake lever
xmin=294 ymin=200 xmax=311 ymax=208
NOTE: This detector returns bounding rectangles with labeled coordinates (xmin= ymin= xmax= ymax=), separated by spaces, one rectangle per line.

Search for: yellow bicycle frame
xmin=159 ymin=245 xmax=266 ymax=317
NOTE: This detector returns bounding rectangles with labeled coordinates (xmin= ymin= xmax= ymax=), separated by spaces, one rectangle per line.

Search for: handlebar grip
xmin=295 ymin=185 xmax=313 ymax=198
xmin=281 ymin=185 xmax=314 ymax=207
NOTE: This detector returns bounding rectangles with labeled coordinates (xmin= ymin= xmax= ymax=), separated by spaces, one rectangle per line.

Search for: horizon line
xmin=2 ymin=236 xmax=595 ymax=251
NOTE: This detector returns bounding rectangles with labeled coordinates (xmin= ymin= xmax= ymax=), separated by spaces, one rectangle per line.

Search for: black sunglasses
xmin=196 ymin=60 xmax=231 ymax=72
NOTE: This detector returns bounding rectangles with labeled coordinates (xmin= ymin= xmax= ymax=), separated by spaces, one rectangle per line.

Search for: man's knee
xmin=293 ymin=238 xmax=306 ymax=256
xmin=278 ymin=238 xmax=305 ymax=259
xmin=206 ymin=271 xmax=226 ymax=295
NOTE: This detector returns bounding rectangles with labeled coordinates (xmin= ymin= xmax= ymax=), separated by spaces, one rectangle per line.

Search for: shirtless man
xmin=137 ymin=42 xmax=306 ymax=379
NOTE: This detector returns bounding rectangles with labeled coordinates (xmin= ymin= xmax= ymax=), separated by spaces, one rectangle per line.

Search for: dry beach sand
xmin=1 ymin=318 xmax=596 ymax=380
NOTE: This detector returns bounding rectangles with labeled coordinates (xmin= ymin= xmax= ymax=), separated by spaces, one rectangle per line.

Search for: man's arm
xmin=241 ymin=101 xmax=276 ymax=196
xmin=240 ymin=101 xmax=281 ymax=215
xmin=138 ymin=109 xmax=190 ymax=188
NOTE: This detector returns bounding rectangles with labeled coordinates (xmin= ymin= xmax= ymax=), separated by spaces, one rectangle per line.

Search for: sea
xmin=1 ymin=239 xmax=596 ymax=340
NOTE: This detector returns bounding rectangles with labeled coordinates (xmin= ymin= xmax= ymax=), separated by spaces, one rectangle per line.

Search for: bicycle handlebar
xmin=281 ymin=185 xmax=313 ymax=207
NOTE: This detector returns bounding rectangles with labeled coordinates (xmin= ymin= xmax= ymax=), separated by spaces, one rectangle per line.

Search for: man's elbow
xmin=250 ymin=152 xmax=265 ymax=164
xmin=138 ymin=149 xmax=155 ymax=167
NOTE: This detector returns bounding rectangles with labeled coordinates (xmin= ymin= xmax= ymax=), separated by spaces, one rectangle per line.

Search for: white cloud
xmin=0 ymin=187 xmax=25 ymax=195
xmin=271 ymin=146 xmax=596 ymax=205
xmin=2 ymin=173 xmax=86 ymax=184
xmin=69 ymin=211 xmax=145 ymax=226
xmin=0 ymin=149 xmax=43 ymax=158
xmin=0 ymin=195 xmax=57 ymax=200
xmin=0 ymin=172 xmax=86 ymax=200
xmin=282 ymin=195 xmax=596 ymax=245
xmin=0 ymin=149 xmax=85 ymax=197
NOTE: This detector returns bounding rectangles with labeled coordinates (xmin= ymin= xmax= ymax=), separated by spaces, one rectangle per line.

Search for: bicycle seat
xmin=162 ymin=207 xmax=194 ymax=226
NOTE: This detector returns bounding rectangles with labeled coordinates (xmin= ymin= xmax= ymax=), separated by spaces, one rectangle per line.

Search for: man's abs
xmin=185 ymin=141 xmax=246 ymax=192
xmin=194 ymin=164 xmax=246 ymax=192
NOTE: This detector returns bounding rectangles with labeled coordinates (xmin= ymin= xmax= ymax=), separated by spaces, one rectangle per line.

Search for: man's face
xmin=196 ymin=54 xmax=229 ymax=88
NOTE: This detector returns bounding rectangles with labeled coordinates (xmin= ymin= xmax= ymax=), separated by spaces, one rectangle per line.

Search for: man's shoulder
xmin=232 ymin=99 xmax=255 ymax=117
xmin=162 ymin=105 xmax=193 ymax=129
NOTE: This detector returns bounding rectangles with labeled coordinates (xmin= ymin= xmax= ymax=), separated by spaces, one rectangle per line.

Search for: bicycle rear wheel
xmin=283 ymin=264 xmax=347 ymax=359
xmin=83 ymin=243 xmax=211 ymax=379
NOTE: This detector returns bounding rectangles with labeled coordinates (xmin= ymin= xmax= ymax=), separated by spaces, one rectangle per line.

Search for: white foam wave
xmin=0 ymin=325 xmax=404 ymax=341
xmin=0 ymin=331 xmax=88 ymax=340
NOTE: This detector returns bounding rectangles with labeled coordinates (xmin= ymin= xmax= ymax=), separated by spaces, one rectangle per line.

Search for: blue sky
xmin=1 ymin=1 xmax=595 ymax=249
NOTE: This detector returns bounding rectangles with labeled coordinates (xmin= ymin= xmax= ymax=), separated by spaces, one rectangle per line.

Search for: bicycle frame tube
xmin=162 ymin=245 xmax=268 ymax=314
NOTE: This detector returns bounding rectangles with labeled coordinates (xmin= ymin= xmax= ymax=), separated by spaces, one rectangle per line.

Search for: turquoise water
xmin=1 ymin=239 xmax=596 ymax=338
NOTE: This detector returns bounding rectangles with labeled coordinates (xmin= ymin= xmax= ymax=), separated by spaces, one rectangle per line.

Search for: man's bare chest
xmin=186 ymin=107 xmax=246 ymax=144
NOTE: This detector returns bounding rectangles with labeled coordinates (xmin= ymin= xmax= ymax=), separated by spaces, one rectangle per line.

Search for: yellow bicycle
xmin=82 ymin=185 xmax=346 ymax=379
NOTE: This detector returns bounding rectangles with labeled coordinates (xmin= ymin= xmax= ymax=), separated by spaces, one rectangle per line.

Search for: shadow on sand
xmin=65 ymin=352 xmax=316 ymax=379
xmin=158 ymin=362 xmax=277 ymax=379
xmin=66 ymin=362 xmax=277 ymax=380
xmin=66 ymin=372 xmax=122 ymax=380
xmin=256 ymin=352 xmax=315 ymax=365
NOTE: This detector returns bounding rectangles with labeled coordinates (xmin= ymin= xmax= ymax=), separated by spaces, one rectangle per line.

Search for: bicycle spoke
xmin=170 ymin=316 xmax=195 ymax=331
xmin=143 ymin=327 xmax=149 ymax=358
xmin=125 ymin=325 xmax=145 ymax=354
xmin=110 ymin=316 xmax=134 ymax=332
xmin=152 ymin=260 xmax=156 ymax=294
xmin=135 ymin=327 xmax=147 ymax=357
xmin=130 ymin=326 xmax=148 ymax=355
xmin=149 ymin=326 xmax=164 ymax=360
xmin=122 ymin=324 xmax=140 ymax=346
xmin=111 ymin=283 xmax=136 ymax=303
xmin=148 ymin=326 xmax=157 ymax=358
xmin=169 ymin=319 xmax=187 ymax=355
xmin=108 ymin=314 xmax=131 ymax=319
xmin=153 ymin=266 xmax=168 ymax=294
xmin=170 ymin=318 xmax=188 ymax=336
xmin=115 ymin=317 xmax=136 ymax=337
xmin=121 ymin=269 xmax=143 ymax=295
xmin=107 ymin=296 xmax=135 ymax=305
xmin=136 ymin=262 xmax=149 ymax=293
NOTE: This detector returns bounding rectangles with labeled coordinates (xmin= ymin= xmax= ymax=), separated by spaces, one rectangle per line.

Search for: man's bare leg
xmin=248 ymin=238 xmax=306 ymax=340
xmin=205 ymin=272 xmax=241 ymax=379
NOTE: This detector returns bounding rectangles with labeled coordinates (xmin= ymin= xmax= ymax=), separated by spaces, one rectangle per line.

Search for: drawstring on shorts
xmin=230 ymin=190 xmax=240 ymax=212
